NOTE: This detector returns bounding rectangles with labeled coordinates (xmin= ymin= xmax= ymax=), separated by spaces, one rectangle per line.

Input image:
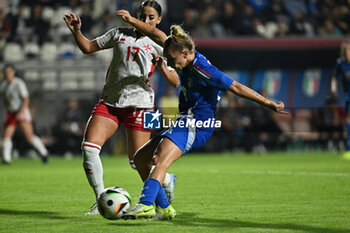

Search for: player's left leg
xmin=133 ymin=136 xmax=162 ymax=180
xmin=125 ymin=127 xmax=151 ymax=170
xmin=20 ymin=121 xmax=48 ymax=163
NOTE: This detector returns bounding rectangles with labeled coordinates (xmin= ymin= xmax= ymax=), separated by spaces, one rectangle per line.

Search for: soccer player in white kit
xmin=0 ymin=64 xmax=48 ymax=164
xmin=64 ymin=0 xmax=179 ymax=215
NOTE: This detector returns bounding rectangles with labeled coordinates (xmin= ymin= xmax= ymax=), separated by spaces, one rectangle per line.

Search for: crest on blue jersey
xmin=143 ymin=110 xmax=161 ymax=129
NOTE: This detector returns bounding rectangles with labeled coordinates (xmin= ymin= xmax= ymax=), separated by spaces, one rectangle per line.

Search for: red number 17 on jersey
xmin=126 ymin=46 xmax=140 ymax=61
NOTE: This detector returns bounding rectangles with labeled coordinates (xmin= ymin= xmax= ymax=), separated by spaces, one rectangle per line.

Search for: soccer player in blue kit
xmin=331 ymin=38 xmax=350 ymax=159
xmin=117 ymin=9 xmax=288 ymax=220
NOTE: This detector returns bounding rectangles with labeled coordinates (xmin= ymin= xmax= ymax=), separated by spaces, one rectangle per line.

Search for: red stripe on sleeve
xmin=194 ymin=65 xmax=212 ymax=77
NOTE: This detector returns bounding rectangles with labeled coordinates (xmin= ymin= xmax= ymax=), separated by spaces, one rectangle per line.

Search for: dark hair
xmin=138 ymin=0 xmax=162 ymax=16
xmin=3 ymin=63 xmax=15 ymax=71
xmin=164 ymin=25 xmax=195 ymax=54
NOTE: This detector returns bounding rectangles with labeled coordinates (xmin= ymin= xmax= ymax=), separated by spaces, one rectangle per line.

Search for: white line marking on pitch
xmin=242 ymin=170 xmax=350 ymax=177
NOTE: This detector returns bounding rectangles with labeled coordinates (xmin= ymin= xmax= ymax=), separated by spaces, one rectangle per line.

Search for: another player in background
xmin=117 ymin=10 xmax=287 ymax=220
xmin=0 ymin=64 xmax=48 ymax=164
xmin=63 ymin=0 xmax=179 ymax=215
xmin=331 ymin=38 xmax=350 ymax=159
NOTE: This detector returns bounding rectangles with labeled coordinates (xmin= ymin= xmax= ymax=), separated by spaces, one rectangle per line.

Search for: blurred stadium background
xmin=0 ymin=0 xmax=349 ymax=157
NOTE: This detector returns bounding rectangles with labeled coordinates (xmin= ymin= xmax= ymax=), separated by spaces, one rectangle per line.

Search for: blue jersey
xmin=161 ymin=51 xmax=234 ymax=155
xmin=178 ymin=51 xmax=234 ymax=115
xmin=334 ymin=58 xmax=350 ymax=100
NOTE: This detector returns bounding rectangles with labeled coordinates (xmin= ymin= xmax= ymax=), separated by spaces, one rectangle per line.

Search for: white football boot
xmin=85 ymin=203 xmax=99 ymax=215
xmin=163 ymin=174 xmax=177 ymax=203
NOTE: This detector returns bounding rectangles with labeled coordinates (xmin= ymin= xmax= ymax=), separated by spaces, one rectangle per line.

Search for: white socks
xmin=2 ymin=136 xmax=47 ymax=163
xmin=163 ymin=172 xmax=172 ymax=187
xmin=30 ymin=135 xmax=48 ymax=157
xmin=82 ymin=142 xmax=104 ymax=199
xmin=2 ymin=138 xmax=12 ymax=163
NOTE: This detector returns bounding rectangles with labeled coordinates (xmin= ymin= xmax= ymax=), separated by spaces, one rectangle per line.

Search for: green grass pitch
xmin=0 ymin=152 xmax=350 ymax=233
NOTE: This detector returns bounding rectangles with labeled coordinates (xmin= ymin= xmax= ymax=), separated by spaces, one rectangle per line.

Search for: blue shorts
xmin=160 ymin=110 xmax=215 ymax=155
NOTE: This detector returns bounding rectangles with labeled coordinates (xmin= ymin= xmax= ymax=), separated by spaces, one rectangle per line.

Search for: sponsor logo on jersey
xmin=263 ymin=71 xmax=281 ymax=96
xmin=303 ymin=69 xmax=321 ymax=97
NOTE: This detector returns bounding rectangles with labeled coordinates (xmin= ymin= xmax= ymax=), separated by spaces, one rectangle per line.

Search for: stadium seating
xmin=24 ymin=42 xmax=40 ymax=58
xmin=3 ymin=43 xmax=25 ymax=62
xmin=40 ymin=42 xmax=58 ymax=62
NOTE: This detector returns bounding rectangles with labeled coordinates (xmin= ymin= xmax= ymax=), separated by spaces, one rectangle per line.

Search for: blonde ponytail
xmin=165 ymin=25 xmax=195 ymax=53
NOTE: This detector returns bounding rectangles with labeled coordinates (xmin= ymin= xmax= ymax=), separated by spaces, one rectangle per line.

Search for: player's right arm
xmin=116 ymin=10 xmax=167 ymax=47
xmin=64 ymin=13 xmax=100 ymax=54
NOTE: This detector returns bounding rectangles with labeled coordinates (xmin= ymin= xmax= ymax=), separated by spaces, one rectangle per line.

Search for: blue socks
xmin=139 ymin=178 xmax=170 ymax=208
xmin=155 ymin=186 xmax=170 ymax=209
xmin=139 ymin=178 xmax=161 ymax=206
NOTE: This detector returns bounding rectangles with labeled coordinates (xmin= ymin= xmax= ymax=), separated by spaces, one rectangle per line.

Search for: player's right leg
xmin=133 ymin=136 xmax=177 ymax=203
xmin=124 ymin=138 xmax=181 ymax=219
xmin=83 ymin=113 xmax=119 ymax=215
xmin=2 ymin=124 xmax=16 ymax=164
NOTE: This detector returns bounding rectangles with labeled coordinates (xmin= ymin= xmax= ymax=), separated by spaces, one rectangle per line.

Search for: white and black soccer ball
xmin=97 ymin=186 xmax=131 ymax=220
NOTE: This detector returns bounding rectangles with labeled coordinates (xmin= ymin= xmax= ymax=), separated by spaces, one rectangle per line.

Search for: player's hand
xmin=63 ymin=13 xmax=81 ymax=33
xmin=273 ymin=101 xmax=288 ymax=114
xmin=152 ymin=53 xmax=165 ymax=69
xmin=116 ymin=10 xmax=134 ymax=24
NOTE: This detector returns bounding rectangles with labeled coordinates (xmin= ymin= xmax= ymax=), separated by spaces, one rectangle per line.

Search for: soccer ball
xmin=97 ymin=187 xmax=131 ymax=220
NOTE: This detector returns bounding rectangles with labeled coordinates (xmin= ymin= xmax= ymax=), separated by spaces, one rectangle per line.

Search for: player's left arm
xmin=229 ymin=81 xmax=287 ymax=114
xmin=116 ymin=10 xmax=167 ymax=47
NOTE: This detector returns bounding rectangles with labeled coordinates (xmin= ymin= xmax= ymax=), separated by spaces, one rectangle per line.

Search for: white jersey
xmin=0 ymin=77 xmax=29 ymax=112
xmin=96 ymin=27 xmax=172 ymax=108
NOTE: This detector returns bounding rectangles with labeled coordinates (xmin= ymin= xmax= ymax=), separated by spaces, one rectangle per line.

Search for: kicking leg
xmin=133 ymin=135 xmax=177 ymax=203
xmin=125 ymin=138 xmax=181 ymax=219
